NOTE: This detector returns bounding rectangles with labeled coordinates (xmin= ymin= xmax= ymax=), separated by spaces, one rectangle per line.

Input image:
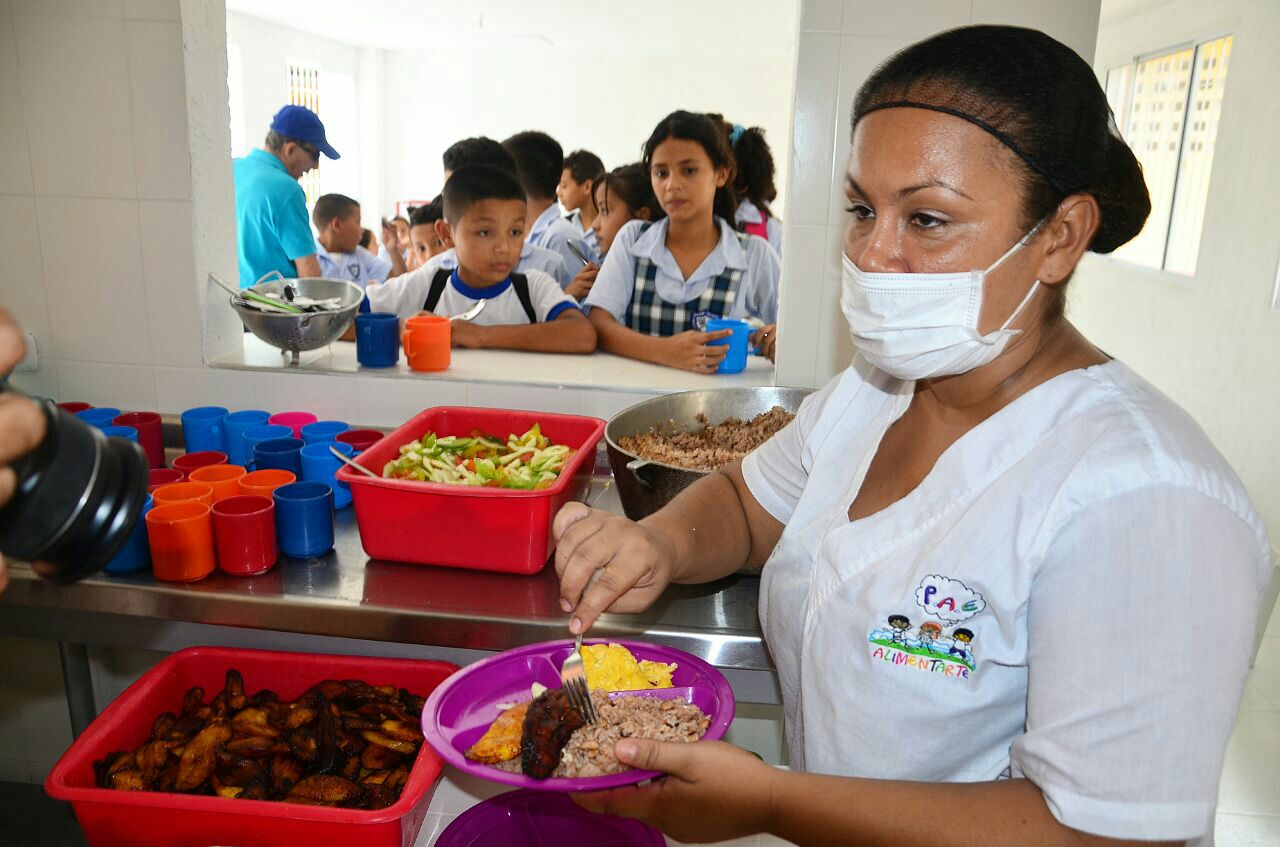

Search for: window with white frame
xmin=227 ymin=44 xmax=247 ymax=158
xmin=286 ymin=60 xmax=322 ymax=207
xmin=1104 ymin=34 xmax=1232 ymax=276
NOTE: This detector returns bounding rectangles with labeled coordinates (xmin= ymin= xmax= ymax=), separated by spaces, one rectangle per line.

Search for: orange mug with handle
xmin=403 ymin=315 xmax=451 ymax=372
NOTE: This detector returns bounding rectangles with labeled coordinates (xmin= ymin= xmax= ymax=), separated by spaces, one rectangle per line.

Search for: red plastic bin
xmin=336 ymin=406 xmax=605 ymax=574
xmin=45 ymin=646 xmax=459 ymax=847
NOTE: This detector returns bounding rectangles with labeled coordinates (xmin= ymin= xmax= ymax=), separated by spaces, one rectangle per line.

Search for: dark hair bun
xmin=1086 ymin=134 xmax=1152 ymax=254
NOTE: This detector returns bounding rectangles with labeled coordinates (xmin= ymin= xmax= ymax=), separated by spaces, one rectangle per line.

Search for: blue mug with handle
xmin=356 ymin=313 xmax=400 ymax=368
xmin=705 ymin=318 xmax=751 ymax=374
xmin=182 ymin=406 xmax=229 ymax=453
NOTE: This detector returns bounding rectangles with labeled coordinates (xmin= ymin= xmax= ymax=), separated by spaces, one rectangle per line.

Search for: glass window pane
xmin=1111 ymin=45 xmax=1194 ymax=270
xmin=1105 ymin=64 xmax=1132 ymax=134
xmin=1165 ymin=35 xmax=1232 ymax=275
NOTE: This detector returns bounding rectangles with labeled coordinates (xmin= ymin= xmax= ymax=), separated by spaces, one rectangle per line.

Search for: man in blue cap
xmin=233 ymin=105 xmax=340 ymax=288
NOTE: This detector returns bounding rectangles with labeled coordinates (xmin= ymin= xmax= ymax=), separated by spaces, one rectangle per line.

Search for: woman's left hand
xmin=574 ymin=738 xmax=778 ymax=843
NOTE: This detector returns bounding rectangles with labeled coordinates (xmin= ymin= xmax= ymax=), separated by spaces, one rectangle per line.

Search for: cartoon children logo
xmin=866 ymin=575 xmax=987 ymax=678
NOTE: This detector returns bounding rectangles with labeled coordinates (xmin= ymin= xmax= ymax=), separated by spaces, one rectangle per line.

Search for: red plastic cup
xmin=335 ymin=428 xmax=384 ymax=455
xmin=147 ymin=467 xmax=184 ymax=492
xmin=151 ymin=481 xmax=214 ymax=507
xmin=268 ymin=411 xmax=318 ymax=438
xmin=113 ymin=411 xmax=165 ymax=468
xmin=146 ymin=501 xmax=215 ymax=582
xmin=187 ymin=464 xmax=247 ymax=504
xmin=172 ymin=450 xmax=228 ymax=478
xmin=56 ymin=401 xmax=93 ymax=414
xmin=212 ymin=495 xmax=277 ymax=576
xmin=238 ymin=468 xmax=296 ymax=499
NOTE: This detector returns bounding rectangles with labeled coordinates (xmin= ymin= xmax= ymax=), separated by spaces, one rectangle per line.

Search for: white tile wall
xmin=843 ymin=0 xmax=972 ymax=37
xmin=125 ymin=20 xmax=190 ymax=200
xmin=152 ymin=364 xmax=258 ymax=414
xmin=56 ymin=360 xmax=158 ymax=410
xmin=0 ymin=194 xmax=52 ymax=357
xmin=6 ymin=357 xmax=58 ymax=399
xmin=36 ymin=196 xmax=151 ymax=365
xmin=251 ymin=371 xmax=361 ymax=420
xmin=11 ymin=0 xmax=123 ymax=17
xmin=784 ymin=32 xmax=841 ymax=227
xmin=356 ymin=375 xmax=468 ymax=429
xmin=799 ymin=0 xmax=842 ymax=32
xmin=123 ymin=0 xmax=179 ymax=21
xmin=139 ymin=201 xmax=203 ymax=369
xmin=13 ymin=15 xmax=137 ymax=199
xmin=0 ymin=13 xmax=33 ymax=195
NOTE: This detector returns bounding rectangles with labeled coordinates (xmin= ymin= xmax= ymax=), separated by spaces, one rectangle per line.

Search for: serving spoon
xmin=328 ymin=444 xmax=379 ymax=478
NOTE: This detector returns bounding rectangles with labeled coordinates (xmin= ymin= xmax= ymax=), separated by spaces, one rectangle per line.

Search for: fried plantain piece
xmin=283 ymin=703 xmax=318 ymax=730
xmin=464 ymin=701 xmax=528 ymax=764
xmin=283 ymin=775 xmax=362 ymax=806
xmin=270 ymin=753 xmax=303 ymax=795
xmin=247 ymin=688 xmax=278 ymax=707
xmin=363 ymin=783 xmax=397 ymax=810
xmin=231 ymin=707 xmax=281 ymax=739
xmin=136 ymin=739 xmax=179 ymax=785
xmin=379 ymin=720 xmax=423 ymax=743
xmin=224 ymin=736 xmax=284 ymax=758
xmin=95 ymin=750 xmax=135 ymax=788
xmin=384 ymin=765 xmax=410 ymax=792
xmin=360 ymin=730 xmax=416 ymax=755
xmin=181 ymin=686 xmax=205 ymax=717
xmin=360 ymin=740 xmax=402 ymax=771
xmin=210 ymin=774 xmax=243 ymax=799
xmin=109 ymin=768 xmax=146 ymax=791
xmin=339 ymin=753 xmax=360 ymax=781
xmin=215 ymin=755 xmax=267 ymax=789
xmin=288 ymin=728 xmax=319 ymax=763
xmin=150 ymin=711 xmax=177 ymax=741
xmin=225 ymin=669 xmax=246 ymax=711
xmin=174 ymin=720 xmax=231 ymax=792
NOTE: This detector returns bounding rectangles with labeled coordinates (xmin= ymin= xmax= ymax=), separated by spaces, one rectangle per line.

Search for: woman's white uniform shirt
xmin=742 ymin=357 xmax=1270 ymax=843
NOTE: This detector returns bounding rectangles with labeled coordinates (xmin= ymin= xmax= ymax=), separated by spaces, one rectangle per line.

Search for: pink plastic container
xmin=45 ymin=646 xmax=458 ymax=847
xmin=337 ymin=407 xmax=605 ymax=574
xmin=269 ymin=411 xmax=318 ymax=438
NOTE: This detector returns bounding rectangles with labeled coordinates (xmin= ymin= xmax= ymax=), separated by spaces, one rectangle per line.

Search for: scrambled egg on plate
xmin=582 ymin=643 xmax=676 ymax=691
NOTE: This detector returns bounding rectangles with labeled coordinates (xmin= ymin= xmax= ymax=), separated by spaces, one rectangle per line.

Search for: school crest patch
xmin=867 ymin=574 xmax=987 ymax=680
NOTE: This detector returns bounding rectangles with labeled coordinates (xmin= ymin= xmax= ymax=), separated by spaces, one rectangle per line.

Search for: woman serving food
xmin=553 ymin=25 xmax=1270 ymax=846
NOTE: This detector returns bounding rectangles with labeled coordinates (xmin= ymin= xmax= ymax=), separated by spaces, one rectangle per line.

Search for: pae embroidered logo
xmin=867 ymin=574 xmax=987 ymax=679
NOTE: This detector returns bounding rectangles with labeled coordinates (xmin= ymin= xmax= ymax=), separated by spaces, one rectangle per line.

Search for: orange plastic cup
xmin=238 ymin=468 xmax=296 ymax=498
xmin=151 ymin=481 xmax=215 ymax=507
xmin=404 ymin=315 xmax=450 ymax=372
xmin=146 ymin=501 xmax=216 ymax=582
xmin=188 ymin=464 xmax=247 ymax=504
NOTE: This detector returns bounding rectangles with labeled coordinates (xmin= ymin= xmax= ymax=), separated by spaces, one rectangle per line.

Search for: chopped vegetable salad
xmin=382 ymin=424 xmax=574 ymax=490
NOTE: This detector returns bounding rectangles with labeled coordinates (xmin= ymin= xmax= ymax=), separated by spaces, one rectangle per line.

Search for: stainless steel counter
xmin=0 ymin=478 xmax=780 ymax=723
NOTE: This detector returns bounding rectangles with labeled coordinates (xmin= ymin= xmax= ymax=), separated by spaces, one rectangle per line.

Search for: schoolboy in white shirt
xmin=557 ymin=149 xmax=605 ymax=263
xmin=366 ymin=165 xmax=595 ymax=355
xmin=312 ymin=193 xmax=393 ymax=288
xmin=503 ymin=131 xmax=591 ymax=282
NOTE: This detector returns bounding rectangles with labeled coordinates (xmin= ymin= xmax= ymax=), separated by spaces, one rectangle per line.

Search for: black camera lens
xmin=0 ymin=399 xmax=149 ymax=582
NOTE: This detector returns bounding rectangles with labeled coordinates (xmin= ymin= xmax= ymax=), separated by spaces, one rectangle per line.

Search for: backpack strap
xmin=423 ymin=267 xmax=452 ymax=313
xmin=510 ymin=273 xmax=538 ymax=324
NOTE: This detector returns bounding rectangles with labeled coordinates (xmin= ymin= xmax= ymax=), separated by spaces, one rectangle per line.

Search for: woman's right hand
xmin=661 ymin=329 xmax=732 ymax=373
xmin=553 ymin=503 xmax=680 ymax=634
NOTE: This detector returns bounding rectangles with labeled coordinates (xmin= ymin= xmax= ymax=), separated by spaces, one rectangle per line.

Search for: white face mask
xmin=840 ymin=225 xmax=1043 ymax=381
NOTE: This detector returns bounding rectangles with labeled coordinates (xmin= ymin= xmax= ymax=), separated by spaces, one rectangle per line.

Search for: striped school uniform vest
xmin=624 ymin=223 xmax=752 ymax=337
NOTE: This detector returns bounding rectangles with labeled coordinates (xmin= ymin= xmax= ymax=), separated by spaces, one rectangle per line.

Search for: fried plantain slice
xmin=225 ymin=669 xmax=246 ymax=711
xmin=174 ymin=720 xmax=231 ymax=791
xmin=379 ymin=720 xmax=423 ymax=743
xmin=283 ymin=774 xmax=362 ymax=806
xmin=109 ymin=769 xmax=146 ymax=791
xmin=231 ymin=707 xmax=281 ymax=739
xmin=360 ymin=740 xmax=402 ymax=771
xmin=464 ymin=701 xmax=528 ymax=764
xmin=360 ymin=730 xmax=416 ymax=755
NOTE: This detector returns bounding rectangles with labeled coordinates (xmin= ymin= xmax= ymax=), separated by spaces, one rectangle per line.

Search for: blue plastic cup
xmin=300 ymin=441 xmax=354 ymax=510
xmin=241 ymin=424 xmax=291 ymax=469
xmin=300 ymin=420 xmax=350 ymax=445
xmin=356 ymin=312 xmax=400 ymax=368
xmin=223 ymin=410 xmax=270 ymax=465
xmin=254 ymin=437 xmax=304 ymax=475
xmin=706 ymin=318 xmax=751 ymax=374
xmin=104 ymin=495 xmax=153 ymax=574
xmin=182 ymin=406 xmax=229 ymax=453
xmin=101 ymin=425 xmax=138 ymax=442
xmin=75 ymin=407 xmax=122 ymax=429
xmin=273 ymin=481 xmax=334 ymax=558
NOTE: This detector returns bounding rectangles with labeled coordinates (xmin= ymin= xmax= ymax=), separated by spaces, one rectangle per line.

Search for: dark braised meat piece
xmin=520 ymin=688 xmax=584 ymax=779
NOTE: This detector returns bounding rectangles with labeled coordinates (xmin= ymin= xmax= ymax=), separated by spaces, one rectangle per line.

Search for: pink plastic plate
xmin=422 ymin=639 xmax=734 ymax=792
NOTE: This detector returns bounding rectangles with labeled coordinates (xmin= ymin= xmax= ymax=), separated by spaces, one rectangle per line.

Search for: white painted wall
xmin=1069 ymin=0 xmax=1280 ymax=538
xmin=380 ymin=40 xmax=798 ymax=215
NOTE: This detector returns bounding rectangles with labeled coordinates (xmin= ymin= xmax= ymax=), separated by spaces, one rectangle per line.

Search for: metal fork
xmin=560 ymin=632 xmax=599 ymax=724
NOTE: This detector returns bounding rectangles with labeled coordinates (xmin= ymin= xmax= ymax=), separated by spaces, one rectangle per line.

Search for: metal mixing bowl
xmin=233 ymin=277 xmax=364 ymax=365
xmin=605 ymin=386 xmax=815 ymax=524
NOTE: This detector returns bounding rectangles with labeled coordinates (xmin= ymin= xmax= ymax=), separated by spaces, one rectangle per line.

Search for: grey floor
xmin=0 ymin=781 xmax=86 ymax=847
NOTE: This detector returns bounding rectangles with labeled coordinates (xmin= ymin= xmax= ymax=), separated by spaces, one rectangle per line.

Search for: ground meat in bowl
xmin=618 ymin=406 xmax=795 ymax=472
xmin=492 ymin=690 xmax=711 ymax=779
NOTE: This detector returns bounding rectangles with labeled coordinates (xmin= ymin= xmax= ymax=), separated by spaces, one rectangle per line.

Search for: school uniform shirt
xmin=585 ymin=217 xmax=780 ymax=326
xmin=735 ymin=198 xmax=783 ymax=256
xmin=365 ymin=252 xmax=578 ymax=324
xmin=232 ymin=149 xmax=315 ymax=287
xmin=432 ymin=243 xmax=571 ymax=289
xmin=313 ymin=240 xmax=393 ymax=288
xmin=528 ymin=204 xmax=590 ymax=282
xmin=740 ymin=357 xmax=1270 ymax=843
xmin=567 ymin=209 xmax=603 ymax=264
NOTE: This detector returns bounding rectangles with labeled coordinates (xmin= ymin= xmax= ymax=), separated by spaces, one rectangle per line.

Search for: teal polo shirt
xmin=232 ymin=149 xmax=316 ymax=287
